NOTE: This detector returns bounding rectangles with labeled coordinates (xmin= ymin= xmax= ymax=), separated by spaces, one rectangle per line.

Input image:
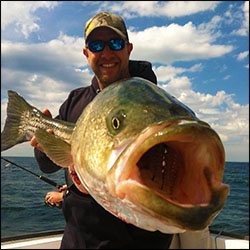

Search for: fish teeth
xmin=168 ymin=150 xmax=178 ymax=198
xmin=160 ymin=144 xmax=168 ymax=190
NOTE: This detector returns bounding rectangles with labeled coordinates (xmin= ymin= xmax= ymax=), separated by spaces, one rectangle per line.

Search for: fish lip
xmin=115 ymin=179 xmax=229 ymax=230
xmin=107 ymin=119 xmax=230 ymax=230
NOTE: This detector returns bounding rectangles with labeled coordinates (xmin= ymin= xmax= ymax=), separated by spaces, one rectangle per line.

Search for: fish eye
xmin=106 ymin=109 xmax=127 ymax=135
xmin=111 ymin=117 xmax=120 ymax=130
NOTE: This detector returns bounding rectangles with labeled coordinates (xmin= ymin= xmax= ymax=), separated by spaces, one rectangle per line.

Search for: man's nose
xmin=100 ymin=45 xmax=114 ymax=59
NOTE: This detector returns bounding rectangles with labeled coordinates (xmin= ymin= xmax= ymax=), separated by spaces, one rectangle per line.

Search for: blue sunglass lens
xmin=88 ymin=39 xmax=125 ymax=52
xmin=89 ymin=41 xmax=104 ymax=52
xmin=110 ymin=39 xmax=125 ymax=50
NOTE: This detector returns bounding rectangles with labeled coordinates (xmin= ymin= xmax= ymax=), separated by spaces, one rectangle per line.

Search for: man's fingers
xmin=42 ymin=109 xmax=52 ymax=118
xmin=30 ymin=136 xmax=37 ymax=147
xmin=47 ymin=129 xmax=54 ymax=134
xmin=30 ymin=136 xmax=44 ymax=152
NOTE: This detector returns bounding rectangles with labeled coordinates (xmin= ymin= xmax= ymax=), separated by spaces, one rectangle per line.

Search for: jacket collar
xmin=91 ymin=76 xmax=101 ymax=94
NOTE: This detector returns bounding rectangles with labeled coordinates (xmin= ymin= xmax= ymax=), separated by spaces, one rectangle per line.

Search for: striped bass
xmin=1 ymin=77 xmax=230 ymax=233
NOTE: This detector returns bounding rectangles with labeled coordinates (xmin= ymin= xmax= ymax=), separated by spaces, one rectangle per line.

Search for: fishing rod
xmin=1 ymin=157 xmax=62 ymax=189
xmin=1 ymin=157 xmax=63 ymax=208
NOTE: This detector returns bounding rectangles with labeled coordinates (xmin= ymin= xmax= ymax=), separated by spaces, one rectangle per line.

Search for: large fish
xmin=1 ymin=77 xmax=229 ymax=233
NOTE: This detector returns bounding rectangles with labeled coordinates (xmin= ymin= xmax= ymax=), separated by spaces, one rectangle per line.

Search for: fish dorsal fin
xmin=35 ymin=129 xmax=73 ymax=168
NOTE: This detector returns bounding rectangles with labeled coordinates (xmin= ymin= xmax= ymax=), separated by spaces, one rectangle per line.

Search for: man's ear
xmin=83 ymin=48 xmax=88 ymax=58
xmin=128 ymin=43 xmax=133 ymax=56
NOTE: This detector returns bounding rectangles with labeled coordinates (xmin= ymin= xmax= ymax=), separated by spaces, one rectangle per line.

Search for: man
xmin=31 ymin=12 xmax=173 ymax=249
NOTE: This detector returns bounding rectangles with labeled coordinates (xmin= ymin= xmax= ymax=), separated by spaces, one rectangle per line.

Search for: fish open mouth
xmin=107 ymin=120 xmax=230 ymax=230
xmin=137 ymin=142 xmax=195 ymax=205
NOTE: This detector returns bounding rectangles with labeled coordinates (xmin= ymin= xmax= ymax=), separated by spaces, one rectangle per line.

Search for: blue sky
xmin=1 ymin=1 xmax=249 ymax=162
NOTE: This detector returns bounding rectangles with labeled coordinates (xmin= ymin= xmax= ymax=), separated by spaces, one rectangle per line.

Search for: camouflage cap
xmin=84 ymin=12 xmax=129 ymax=43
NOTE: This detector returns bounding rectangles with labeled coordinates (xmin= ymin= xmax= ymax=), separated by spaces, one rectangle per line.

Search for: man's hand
xmin=58 ymin=185 xmax=68 ymax=192
xmin=45 ymin=190 xmax=64 ymax=205
xmin=30 ymin=109 xmax=53 ymax=152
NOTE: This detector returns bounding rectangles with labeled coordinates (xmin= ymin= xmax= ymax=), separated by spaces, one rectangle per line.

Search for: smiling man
xmin=83 ymin=12 xmax=133 ymax=89
xmin=32 ymin=12 xmax=173 ymax=249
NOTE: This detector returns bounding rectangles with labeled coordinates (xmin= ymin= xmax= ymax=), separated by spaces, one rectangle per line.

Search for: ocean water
xmin=1 ymin=157 xmax=249 ymax=238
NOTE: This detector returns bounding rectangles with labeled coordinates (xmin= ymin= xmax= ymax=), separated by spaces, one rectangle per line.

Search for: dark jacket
xmin=34 ymin=60 xmax=173 ymax=249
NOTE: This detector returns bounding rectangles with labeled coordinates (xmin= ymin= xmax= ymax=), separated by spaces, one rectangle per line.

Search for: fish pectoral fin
xmin=35 ymin=129 xmax=73 ymax=168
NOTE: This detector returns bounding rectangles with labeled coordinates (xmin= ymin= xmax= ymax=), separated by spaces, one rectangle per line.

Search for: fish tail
xmin=1 ymin=90 xmax=36 ymax=151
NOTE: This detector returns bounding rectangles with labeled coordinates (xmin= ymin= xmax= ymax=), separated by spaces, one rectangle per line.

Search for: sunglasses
xmin=86 ymin=39 xmax=127 ymax=53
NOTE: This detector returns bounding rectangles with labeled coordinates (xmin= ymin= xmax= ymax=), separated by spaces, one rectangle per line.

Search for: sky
xmin=1 ymin=1 xmax=249 ymax=162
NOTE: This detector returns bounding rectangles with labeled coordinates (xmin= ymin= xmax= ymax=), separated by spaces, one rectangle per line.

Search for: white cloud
xmin=101 ymin=1 xmax=220 ymax=18
xmin=196 ymin=16 xmax=224 ymax=45
xmin=153 ymin=63 xmax=249 ymax=162
xmin=198 ymin=108 xmax=220 ymax=115
xmin=211 ymin=103 xmax=249 ymax=145
xmin=237 ymin=51 xmax=249 ymax=61
xmin=153 ymin=64 xmax=202 ymax=83
xmin=1 ymin=71 xmax=69 ymax=121
xmin=173 ymin=88 xmax=248 ymax=162
xmin=231 ymin=1 xmax=249 ymax=36
xmin=223 ymin=75 xmax=231 ymax=80
xmin=1 ymin=33 xmax=93 ymax=125
xmin=189 ymin=63 xmax=203 ymax=72
xmin=1 ymin=1 xmax=59 ymax=38
xmin=1 ymin=33 xmax=91 ymax=92
xmin=129 ymin=22 xmax=233 ymax=64
xmin=168 ymin=76 xmax=192 ymax=90
xmin=242 ymin=1 xmax=249 ymax=32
